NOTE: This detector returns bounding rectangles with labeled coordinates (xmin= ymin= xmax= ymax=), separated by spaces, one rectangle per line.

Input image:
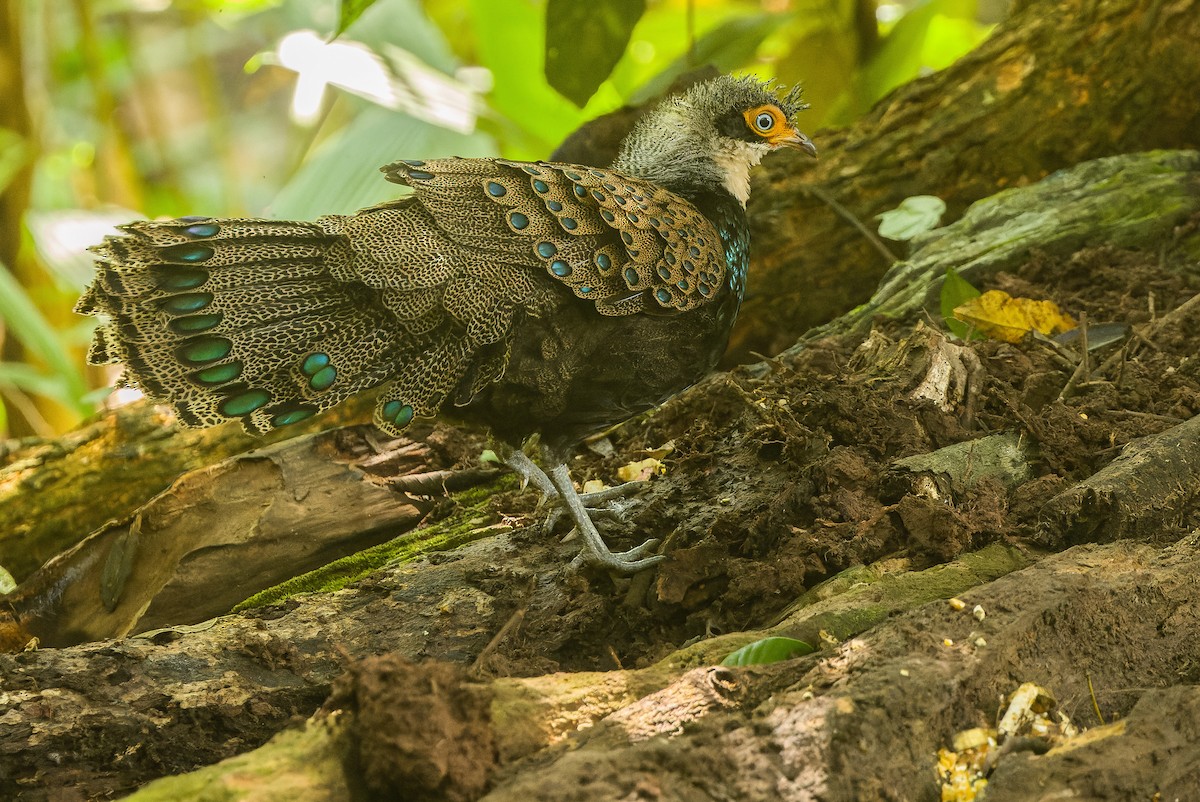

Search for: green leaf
xmin=940 ymin=267 xmax=983 ymax=340
xmin=877 ymin=194 xmax=946 ymax=241
xmin=466 ymin=0 xmax=590 ymax=156
xmin=721 ymin=636 xmax=814 ymax=667
xmin=545 ymin=0 xmax=646 ymax=107
xmin=336 ymin=0 xmax=379 ymax=37
xmin=268 ymin=104 xmax=495 ymax=219
xmin=850 ymin=0 xmax=992 ymax=117
xmin=0 ymin=260 xmax=90 ymax=415
xmin=630 ymin=14 xmax=790 ymax=105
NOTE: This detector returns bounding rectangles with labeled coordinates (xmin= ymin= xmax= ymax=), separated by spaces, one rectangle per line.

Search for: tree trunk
xmin=735 ymin=0 xmax=1200 ymax=360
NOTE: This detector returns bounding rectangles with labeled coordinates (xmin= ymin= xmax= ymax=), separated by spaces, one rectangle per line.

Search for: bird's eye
xmin=743 ymin=105 xmax=782 ymax=138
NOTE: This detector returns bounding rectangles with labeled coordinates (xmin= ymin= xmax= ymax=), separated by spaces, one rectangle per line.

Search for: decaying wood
xmin=5 ymin=0 xmax=1200 ymax=794
xmin=80 ymin=535 xmax=1200 ymax=802
xmin=0 ymin=396 xmax=374 ymax=582
xmin=4 ymin=426 xmax=480 ymax=647
xmin=781 ymin=149 xmax=1200 ymax=355
xmin=4 ymin=148 xmax=1199 ymax=800
xmin=1040 ymin=412 xmax=1200 ymax=545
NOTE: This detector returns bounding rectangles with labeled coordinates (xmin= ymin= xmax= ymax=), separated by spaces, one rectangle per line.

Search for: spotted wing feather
xmin=80 ymin=157 xmax=730 ymax=439
xmin=382 ymin=158 xmax=727 ymax=315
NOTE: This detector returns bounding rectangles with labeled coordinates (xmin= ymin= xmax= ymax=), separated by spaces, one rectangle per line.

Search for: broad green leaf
xmin=468 ymin=0 xmax=591 ymax=156
xmin=877 ymin=194 xmax=946 ymax=241
xmin=630 ymin=14 xmax=790 ymax=105
xmin=0 ymin=260 xmax=90 ymax=415
xmin=545 ymin=0 xmax=646 ymax=107
xmin=721 ymin=636 xmax=814 ymax=667
xmin=851 ymin=0 xmax=992 ymax=117
xmin=940 ymin=267 xmax=983 ymax=340
xmin=336 ymin=0 xmax=379 ymax=37
xmin=336 ymin=0 xmax=460 ymax=73
xmin=268 ymin=104 xmax=495 ymax=219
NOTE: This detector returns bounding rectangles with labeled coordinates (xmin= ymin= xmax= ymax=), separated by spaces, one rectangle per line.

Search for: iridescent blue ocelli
xmin=163 ymin=243 xmax=214 ymax=263
xmin=382 ymin=400 xmax=415 ymax=427
xmin=183 ymin=223 xmax=220 ymax=238
xmin=220 ymin=389 xmax=271 ymax=416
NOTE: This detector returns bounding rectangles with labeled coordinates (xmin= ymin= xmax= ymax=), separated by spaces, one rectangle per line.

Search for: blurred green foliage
xmin=0 ymin=0 xmax=998 ymax=438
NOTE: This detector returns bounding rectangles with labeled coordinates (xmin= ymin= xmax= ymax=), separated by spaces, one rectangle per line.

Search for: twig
xmin=1057 ymin=312 xmax=1091 ymax=401
xmin=470 ymin=576 xmax=536 ymax=676
xmin=1087 ymin=673 xmax=1106 ymax=725
xmin=805 ymin=184 xmax=899 ymax=264
xmin=1098 ymin=289 xmax=1200 ymax=376
xmin=386 ymin=467 xmax=500 ymax=495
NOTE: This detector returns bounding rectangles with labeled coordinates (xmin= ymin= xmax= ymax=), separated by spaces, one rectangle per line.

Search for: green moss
xmin=660 ymin=542 xmax=1030 ymax=669
xmin=233 ymin=474 xmax=520 ymax=611
xmin=122 ymin=717 xmax=354 ymax=801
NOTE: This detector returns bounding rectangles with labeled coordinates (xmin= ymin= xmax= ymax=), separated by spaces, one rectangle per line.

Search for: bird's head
xmin=613 ymin=74 xmax=815 ymax=206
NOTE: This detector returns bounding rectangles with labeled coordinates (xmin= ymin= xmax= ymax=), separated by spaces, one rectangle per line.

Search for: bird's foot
xmin=548 ymin=463 xmax=663 ymax=574
xmin=502 ymin=449 xmax=558 ymax=497
xmin=569 ymin=536 xmax=663 ymax=573
xmin=501 ymin=448 xmax=647 ymax=530
xmin=545 ymin=479 xmax=645 ymax=534
xmin=502 ymin=450 xmax=662 ymax=573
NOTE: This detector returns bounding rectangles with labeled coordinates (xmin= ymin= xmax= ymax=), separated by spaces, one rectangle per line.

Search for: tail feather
xmin=81 ymin=216 xmax=415 ymax=434
xmin=80 ymin=207 xmax=531 ymax=436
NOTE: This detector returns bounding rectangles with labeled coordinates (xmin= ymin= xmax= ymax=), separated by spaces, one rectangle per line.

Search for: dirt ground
xmin=454 ymin=244 xmax=1200 ymax=673
xmin=4 ymin=241 xmax=1200 ymax=800
xmin=333 ymin=242 xmax=1200 ymax=799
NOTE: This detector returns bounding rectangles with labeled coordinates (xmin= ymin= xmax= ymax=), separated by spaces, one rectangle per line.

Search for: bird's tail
xmin=78 ymin=216 xmax=416 ymax=434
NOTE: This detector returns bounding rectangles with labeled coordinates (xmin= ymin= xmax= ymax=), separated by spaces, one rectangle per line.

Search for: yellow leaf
xmin=617 ymin=457 xmax=665 ymax=482
xmin=952 ymin=289 xmax=1077 ymax=344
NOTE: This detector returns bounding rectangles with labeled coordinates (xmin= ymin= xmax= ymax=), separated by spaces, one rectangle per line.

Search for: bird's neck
xmin=612 ymin=109 xmax=758 ymax=206
xmin=681 ymin=189 xmax=751 ymax=306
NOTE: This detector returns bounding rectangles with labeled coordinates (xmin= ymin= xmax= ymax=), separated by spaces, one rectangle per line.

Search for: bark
xmin=737 ymin=0 xmax=1200 ymax=360
xmin=4 ymin=148 xmax=1200 ymax=801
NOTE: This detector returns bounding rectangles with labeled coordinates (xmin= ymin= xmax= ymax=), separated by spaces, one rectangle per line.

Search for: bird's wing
xmin=379 ymin=157 xmax=728 ymax=316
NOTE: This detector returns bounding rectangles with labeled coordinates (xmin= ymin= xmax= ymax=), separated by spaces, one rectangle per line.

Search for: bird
xmin=77 ymin=74 xmax=816 ymax=574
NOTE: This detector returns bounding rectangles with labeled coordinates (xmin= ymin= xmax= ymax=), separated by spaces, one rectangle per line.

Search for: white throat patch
xmin=713 ymin=140 xmax=769 ymax=206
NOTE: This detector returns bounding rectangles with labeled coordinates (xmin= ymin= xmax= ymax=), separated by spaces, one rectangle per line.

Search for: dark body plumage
xmin=78 ymin=75 xmax=814 ymax=572
xmin=465 ymin=190 xmax=748 ymax=460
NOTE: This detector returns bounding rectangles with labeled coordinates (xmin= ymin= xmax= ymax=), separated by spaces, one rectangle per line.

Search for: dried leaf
xmin=953 ymin=289 xmax=1076 ymax=344
xmin=617 ymin=457 xmax=664 ymax=482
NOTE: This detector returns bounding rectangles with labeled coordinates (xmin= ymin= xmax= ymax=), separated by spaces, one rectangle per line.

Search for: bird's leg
xmin=500 ymin=447 xmax=643 ymax=517
xmin=501 ymin=447 xmax=558 ymax=497
xmin=547 ymin=464 xmax=662 ymax=573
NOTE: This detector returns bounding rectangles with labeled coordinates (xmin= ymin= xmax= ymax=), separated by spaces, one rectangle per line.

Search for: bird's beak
xmin=779 ymin=130 xmax=817 ymax=158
